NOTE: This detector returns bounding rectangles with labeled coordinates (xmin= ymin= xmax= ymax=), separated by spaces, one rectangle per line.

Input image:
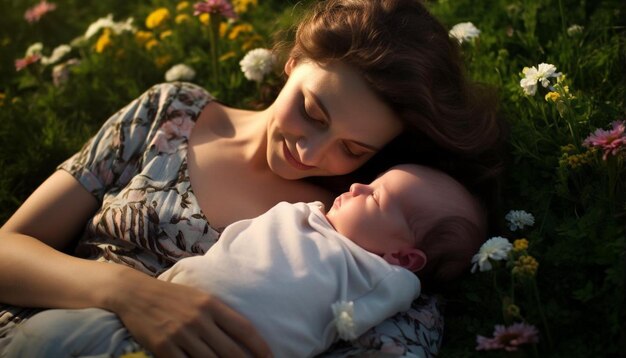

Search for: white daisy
xmin=239 ymin=48 xmax=274 ymax=82
xmin=41 ymin=44 xmax=71 ymax=66
xmin=471 ymin=236 xmax=512 ymax=273
xmin=520 ymin=63 xmax=561 ymax=95
xmin=505 ymin=210 xmax=535 ymax=231
xmin=449 ymin=22 xmax=481 ymax=44
xmin=165 ymin=64 xmax=196 ymax=82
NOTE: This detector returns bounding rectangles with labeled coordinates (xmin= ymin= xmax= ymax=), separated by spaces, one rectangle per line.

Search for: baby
xmin=3 ymin=164 xmax=485 ymax=358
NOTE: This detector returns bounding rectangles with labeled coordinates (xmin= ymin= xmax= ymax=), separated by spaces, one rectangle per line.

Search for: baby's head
xmin=325 ymin=164 xmax=486 ymax=285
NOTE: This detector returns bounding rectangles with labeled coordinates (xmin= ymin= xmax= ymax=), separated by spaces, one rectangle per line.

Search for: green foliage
xmin=430 ymin=0 xmax=625 ymax=356
xmin=1 ymin=0 xmax=624 ymax=356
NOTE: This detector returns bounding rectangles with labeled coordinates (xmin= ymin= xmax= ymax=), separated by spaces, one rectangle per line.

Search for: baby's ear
xmin=382 ymin=248 xmax=427 ymax=272
xmin=284 ymin=57 xmax=297 ymax=76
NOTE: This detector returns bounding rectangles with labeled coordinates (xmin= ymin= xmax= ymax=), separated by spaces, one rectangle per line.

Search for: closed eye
xmin=301 ymin=96 xmax=327 ymax=127
xmin=343 ymin=141 xmax=372 ymax=158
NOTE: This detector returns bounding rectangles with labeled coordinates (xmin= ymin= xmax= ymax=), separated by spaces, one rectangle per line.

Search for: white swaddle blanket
xmin=159 ymin=201 xmax=421 ymax=357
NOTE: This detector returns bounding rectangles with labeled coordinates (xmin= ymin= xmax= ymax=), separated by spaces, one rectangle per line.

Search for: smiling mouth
xmin=283 ymin=141 xmax=315 ymax=171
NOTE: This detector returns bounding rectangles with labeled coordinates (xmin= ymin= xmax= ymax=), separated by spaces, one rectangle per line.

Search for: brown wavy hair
xmin=281 ymin=0 xmax=507 ymax=233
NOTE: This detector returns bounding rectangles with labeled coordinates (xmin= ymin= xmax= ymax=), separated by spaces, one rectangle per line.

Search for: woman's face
xmin=266 ymin=59 xmax=403 ymax=180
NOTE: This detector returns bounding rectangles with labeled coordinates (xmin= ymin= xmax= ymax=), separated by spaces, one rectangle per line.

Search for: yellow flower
xmin=155 ymin=55 xmax=172 ymax=68
xmin=160 ymin=30 xmax=173 ymax=40
xmin=242 ymin=34 xmax=262 ymax=51
xmin=95 ymin=28 xmax=112 ymax=53
xmin=513 ymin=238 xmax=528 ymax=252
xmin=545 ymin=91 xmax=560 ymax=102
xmin=175 ymin=14 xmax=191 ymax=24
xmin=561 ymin=144 xmax=576 ymax=154
xmin=198 ymin=13 xmax=210 ymax=26
xmin=219 ymin=51 xmax=236 ymax=61
xmin=505 ymin=303 xmax=521 ymax=318
xmin=228 ymin=23 xmax=253 ymax=40
xmin=176 ymin=1 xmax=190 ymax=12
xmin=146 ymin=8 xmax=170 ymax=29
xmin=145 ymin=39 xmax=159 ymax=51
xmin=233 ymin=0 xmax=257 ymax=14
xmin=135 ymin=30 xmax=154 ymax=45
xmin=512 ymin=255 xmax=539 ymax=277
xmin=0 ymin=92 xmax=5 ymax=106
xmin=219 ymin=22 xmax=228 ymax=38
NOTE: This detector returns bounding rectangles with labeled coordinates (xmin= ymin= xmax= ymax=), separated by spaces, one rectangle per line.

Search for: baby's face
xmin=325 ymin=168 xmax=417 ymax=255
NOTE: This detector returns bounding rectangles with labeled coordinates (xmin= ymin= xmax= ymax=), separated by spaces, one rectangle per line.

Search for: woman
xmin=0 ymin=0 xmax=504 ymax=356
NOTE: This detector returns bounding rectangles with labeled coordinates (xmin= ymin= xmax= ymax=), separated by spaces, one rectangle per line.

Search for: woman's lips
xmin=283 ymin=141 xmax=315 ymax=170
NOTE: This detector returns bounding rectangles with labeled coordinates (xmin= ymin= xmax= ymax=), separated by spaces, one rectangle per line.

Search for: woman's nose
xmin=296 ymin=134 xmax=331 ymax=166
xmin=349 ymin=183 xmax=372 ymax=196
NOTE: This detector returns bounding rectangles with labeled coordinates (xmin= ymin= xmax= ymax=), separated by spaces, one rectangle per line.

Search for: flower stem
xmin=208 ymin=14 xmax=220 ymax=89
xmin=532 ymin=280 xmax=554 ymax=351
xmin=558 ymin=0 xmax=567 ymax=34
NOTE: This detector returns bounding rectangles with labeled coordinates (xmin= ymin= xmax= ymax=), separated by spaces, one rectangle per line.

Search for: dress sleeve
xmin=56 ymin=83 xmax=181 ymax=202
xmin=319 ymin=294 xmax=444 ymax=358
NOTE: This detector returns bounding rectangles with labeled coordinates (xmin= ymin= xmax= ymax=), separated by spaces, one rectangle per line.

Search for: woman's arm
xmin=0 ymin=170 xmax=270 ymax=358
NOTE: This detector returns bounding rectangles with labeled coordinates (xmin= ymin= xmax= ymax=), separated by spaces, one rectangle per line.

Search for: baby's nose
xmin=349 ymin=183 xmax=371 ymax=196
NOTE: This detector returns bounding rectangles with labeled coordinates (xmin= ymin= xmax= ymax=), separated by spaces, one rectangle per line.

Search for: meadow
xmin=1 ymin=0 xmax=624 ymax=356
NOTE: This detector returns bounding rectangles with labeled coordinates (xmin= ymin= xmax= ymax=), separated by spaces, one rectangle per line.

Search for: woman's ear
xmin=382 ymin=249 xmax=427 ymax=272
xmin=284 ymin=57 xmax=297 ymax=76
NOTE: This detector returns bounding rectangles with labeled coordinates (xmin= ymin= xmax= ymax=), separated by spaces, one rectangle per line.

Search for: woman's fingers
xmin=210 ymin=298 xmax=272 ymax=358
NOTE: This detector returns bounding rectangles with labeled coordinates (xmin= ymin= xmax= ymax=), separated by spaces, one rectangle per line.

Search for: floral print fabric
xmin=0 ymin=82 xmax=443 ymax=356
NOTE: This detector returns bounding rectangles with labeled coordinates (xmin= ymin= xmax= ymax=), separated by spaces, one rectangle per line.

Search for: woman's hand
xmin=109 ymin=269 xmax=271 ymax=358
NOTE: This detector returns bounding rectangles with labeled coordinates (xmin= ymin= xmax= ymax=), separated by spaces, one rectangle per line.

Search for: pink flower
xmin=476 ymin=323 xmax=539 ymax=352
xmin=193 ymin=0 xmax=237 ymax=19
xmin=583 ymin=120 xmax=626 ymax=160
xmin=15 ymin=54 xmax=41 ymax=71
xmin=24 ymin=0 xmax=57 ymax=23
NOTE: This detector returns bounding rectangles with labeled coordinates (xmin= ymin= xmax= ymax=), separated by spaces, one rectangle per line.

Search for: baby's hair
xmin=417 ymin=216 xmax=486 ymax=289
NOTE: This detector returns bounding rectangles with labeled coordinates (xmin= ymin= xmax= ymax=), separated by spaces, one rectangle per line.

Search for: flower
xmin=512 ymin=255 xmax=539 ymax=277
xmin=95 ymin=28 xmax=113 ymax=53
xmin=583 ymin=120 xmax=626 ymax=160
xmin=165 ymin=64 xmax=196 ymax=82
xmin=545 ymin=91 xmax=560 ymax=102
xmin=84 ymin=15 xmax=135 ymax=40
xmin=513 ymin=238 xmax=529 ymax=252
xmin=146 ymin=8 xmax=170 ymax=29
xmin=505 ymin=210 xmax=535 ymax=231
xmin=24 ymin=0 xmax=57 ymax=23
xmin=160 ymin=30 xmax=173 ymax=40
xmin=520 ymin=63 xmax=562 ymax=96
xmin=193 ymin=0 xmax=237 ymax=20
xmin=25 ymin=42 xmax=43 ymax=56
xmin=135 ymin=31 xmax=154 ymax=45
xmin=476 ymin=323 xmax=539 ymax=352
xmin=52 ymin=58 xmax=80 ymax=86
xmin=175 ymin=14 xmax=191 ymax=24
xmin=567 ymin=24 xmax=584 ymax=36
xmin=239 ymin=48 xmax=274 ymax=82
xmin=449 ymin=22 xmax=480 ymax=44
xmin=177 ymin=1 xmax=190 ymax=12
xmin=233 ymin=0 xmax=257 ymax=14
xmin=331 ymin=300 xmax=357 ymax=340
xmin=15 ymin=54 xmax=41 ymax=71
xmin=41 ymin=44 xmax=71 ymax=65
xmin=471 ymin=236 xmax=512 ymax=273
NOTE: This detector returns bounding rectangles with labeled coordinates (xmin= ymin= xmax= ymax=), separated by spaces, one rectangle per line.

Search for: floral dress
xmin=0 ymin=82 xmax=444 ymax=357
